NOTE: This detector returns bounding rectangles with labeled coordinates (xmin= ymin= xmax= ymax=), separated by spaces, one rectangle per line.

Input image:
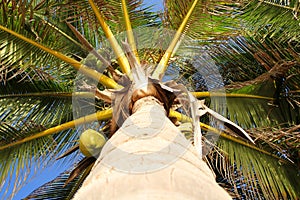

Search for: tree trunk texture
xmin=74 ymin=97 xmax=232 ymax=199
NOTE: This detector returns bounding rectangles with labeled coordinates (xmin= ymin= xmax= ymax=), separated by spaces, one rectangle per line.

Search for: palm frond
xmin=0 ymin=126 xmax=77 ymax=200
xmin=166 ymin=33 xmax=299 ymax=198
xmin=0 ymin=30 xmax=77 ymax=83
xmin=0 ymin=68 xmax=72 ymax=95
xmin=0 ymin=69 xmax=73 ymax=130
xmin=214 ymin=137 xmax=300 ymax=199
xmin=0 ymin=114 xmax=110 ymax=200
xmin=23 ymin=161 xmax=93 ymax=200
xmin=171 ymin=108 xmax=299 ymax=198
xmin=58 ymin=0 xmax=159 ymax=31
xmin=0 ymin=68 xmax=111 ymax=199
xmin=163 ymin=0 xmax=242 ymax=41
xmin=241 ymin=0 xmax=300 ymax=44
xmin=0 ymin=1 xmax=84 ymax=79
xmin=0 ymin=24 xmax=120 ymax=89
xmin=250 ymin=124 xmax=300 ymax=163
xmin=203 ymin=36 xmax=299 ymax=86
xmin=223 ymin=97 xmax=299 ymax=129
xmin=0 ymin=96 xmax=73 ymax=196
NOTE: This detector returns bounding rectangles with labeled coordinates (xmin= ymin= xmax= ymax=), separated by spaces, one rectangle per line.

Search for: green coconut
xmin=79 ymin=129 xmax=106 ymax=157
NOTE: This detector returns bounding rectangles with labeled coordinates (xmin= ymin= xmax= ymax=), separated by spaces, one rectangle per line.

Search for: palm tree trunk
xmin=74 ymin=97 xmax=232 ymax=199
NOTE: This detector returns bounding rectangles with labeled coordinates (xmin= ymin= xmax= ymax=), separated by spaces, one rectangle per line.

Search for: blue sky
xmin=147 ymin=0 xmax=164 ymax=11
xmin=1 ymin=1 xmax=164 ymax=199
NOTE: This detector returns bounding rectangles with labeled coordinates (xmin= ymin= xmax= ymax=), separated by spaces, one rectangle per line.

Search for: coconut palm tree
xmin=0 ymin=0 xmax=299 ymax=199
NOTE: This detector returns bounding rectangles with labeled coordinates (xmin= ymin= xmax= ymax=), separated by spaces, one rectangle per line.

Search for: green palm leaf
xmin=241 ymin=0 xmax=300 ymax=44
xmin=163 ymin=0 xmax=242 ymax=41
xmin=215 ymin=137 xmax=300 ymax=199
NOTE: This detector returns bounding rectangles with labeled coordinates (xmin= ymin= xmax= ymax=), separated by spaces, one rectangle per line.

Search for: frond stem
xmin=0 ymin=92 xmax=95 ymax=99
xmin=152 ymin=0 xmax=199 ymax=80
xmin=192 ymin=92 xmax=274 ymax=100
xmin=121 ymin=0 xmax=140 ymax=64
xmin=0 ymin=109 xmax=112 ymax=151
xmin=88 ymin=0 xmax=131 ymax=76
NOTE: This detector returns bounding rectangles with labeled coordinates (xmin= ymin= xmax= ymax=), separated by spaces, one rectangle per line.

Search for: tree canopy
xmin=0 ymin=0 xmax=299 ymax=199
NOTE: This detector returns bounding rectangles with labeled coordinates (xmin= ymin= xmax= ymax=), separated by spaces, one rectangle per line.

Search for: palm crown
xmin=0 ymin=0 xmax=299 ymax=199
